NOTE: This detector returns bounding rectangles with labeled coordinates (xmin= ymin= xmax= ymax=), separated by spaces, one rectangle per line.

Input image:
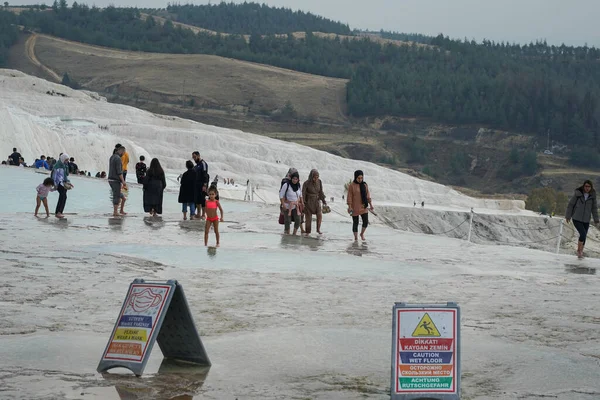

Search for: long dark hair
xmin=579 ymin=179 xmax=595 ymax=193
xmin=147 ymin=158 xmax=165 ymax=180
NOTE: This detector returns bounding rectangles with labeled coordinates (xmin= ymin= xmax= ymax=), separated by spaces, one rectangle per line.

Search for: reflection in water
xmin=144 ymin=216 xmax=166 ymax=230
xmin=207 ymin=246 xmax=217 ymax=259
xmin=45 ymin=217 xmax=70 ymax=229
xmin=346 ymin=241 xmax=369 ymax=257
xmin=104 ymin=360 xmax=210 ymax=400
xmin=108 ymin=217 xmax=124 ymax=231
xmin=565 ymin=264 xmax=597 ymax=275
xmin=178 ymin=220 xmax=205 ymax=232
xmin=280 ymin=234 xmax=325 ymax=251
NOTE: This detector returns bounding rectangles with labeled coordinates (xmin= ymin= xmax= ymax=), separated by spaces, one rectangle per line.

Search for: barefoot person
xmin=178 ymin=160 xmax=196 ymax=220
xmin=135 ymin=155 xmax=147 ymax=184
xmin=192 ymin=151 xmax=209 ymax=219
xmin=565 ymin=179 xmax=599 ymax=258
xmin=302 ymin=169 xmax=327 ymax=235
xmin=34 ymin=177 xmax=55 ymax=218
xmin=204 ymin=186 xmax=224 ymax=246
xmin=108 ymin=146 xmax=127 ymax=217
xmin=143 ymin=158 xmax=166 ymax=217
xmin=52 ymin=153 xmax=73 ymax=219
xmin=347 ymin=170 xmax=374 ymax=241
xmin=279 ymin=171 xmax=303 ymax=235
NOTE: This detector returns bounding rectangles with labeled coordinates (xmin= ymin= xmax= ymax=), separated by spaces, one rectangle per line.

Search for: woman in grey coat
xmin=565 ymin=179 xmax=599 ymax=258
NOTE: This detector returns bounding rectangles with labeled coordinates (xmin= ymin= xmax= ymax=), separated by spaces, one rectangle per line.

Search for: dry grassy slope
xmin=30 ymin=34 xmax=348 ymax=123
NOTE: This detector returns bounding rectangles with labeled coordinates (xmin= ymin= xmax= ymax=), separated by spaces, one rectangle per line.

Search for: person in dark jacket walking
xmin=178 ymin=160 xmax=196 ymax=220
xmin=143 ymin=158 xmax=166 ymax=217
xmin=192 ymin=151 xmax=209 ymax=219
xmin=565 ymin=179 xmax=599 ymax=258
xmin=135 ymin=155 xmax=147 ymax=184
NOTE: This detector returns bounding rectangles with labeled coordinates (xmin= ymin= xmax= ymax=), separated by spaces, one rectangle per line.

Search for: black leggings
xmin=55 ymin=184 xmax=67 ymax=214
xmin=573 ymin=220 xmax=590 ymax=244
xmin=352 ymin=213 xmax=369 ymax=232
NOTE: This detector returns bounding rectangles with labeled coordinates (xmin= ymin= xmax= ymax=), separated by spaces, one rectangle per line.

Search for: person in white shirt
xmin=279 ymin=171 xmax=303 ymax=235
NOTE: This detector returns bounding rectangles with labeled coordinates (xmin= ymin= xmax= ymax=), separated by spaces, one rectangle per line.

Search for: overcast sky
xmin=19 ymin=0 xmax=600 ymax=47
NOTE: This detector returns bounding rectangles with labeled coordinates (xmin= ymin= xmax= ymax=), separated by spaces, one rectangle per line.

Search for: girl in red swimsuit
xmin=205 ymin=186 xmax=224 ymax=246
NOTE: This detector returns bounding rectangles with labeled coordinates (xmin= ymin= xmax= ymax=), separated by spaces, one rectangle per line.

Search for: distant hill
xmin=163 ymin=2 xmax=351 ymax=35
xmin=6 ymin=4 xmax=600 ymax=168
xmin=17 ymin=33 xmax=348 ymax=123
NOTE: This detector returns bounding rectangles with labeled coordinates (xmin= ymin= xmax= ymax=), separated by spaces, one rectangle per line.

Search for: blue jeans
xmin=182 ymin=203 xmax=196 ymax=215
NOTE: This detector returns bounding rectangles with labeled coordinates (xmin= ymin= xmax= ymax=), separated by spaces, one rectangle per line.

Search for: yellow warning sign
xmin=412 ymin=313 xmax=441 ymax=337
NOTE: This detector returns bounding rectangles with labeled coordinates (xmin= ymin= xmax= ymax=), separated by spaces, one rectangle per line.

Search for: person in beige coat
xmin=347 ymin=170 xmax=373 ymax=240
xmin=302 ymin=169 xmax=327 ymax=235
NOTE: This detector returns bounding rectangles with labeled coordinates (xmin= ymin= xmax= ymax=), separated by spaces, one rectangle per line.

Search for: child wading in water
xmin=35 ymin=177 xmax=55 ymax=217
xmin=204 ymin=186 xmax=224 ymax=246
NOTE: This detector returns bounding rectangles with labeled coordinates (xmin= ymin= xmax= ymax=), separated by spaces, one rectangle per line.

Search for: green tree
xmin=525 ymin=187 xmax=567 ymax=215
xmin=509 ymin=148 xmax=519 ymax=164
xmin=521 ymin=151 xmax=538 ymax=175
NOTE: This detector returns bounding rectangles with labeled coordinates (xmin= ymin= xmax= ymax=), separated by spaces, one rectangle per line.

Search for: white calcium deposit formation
xmin=0 ymin=69 xmax=523 ymax=210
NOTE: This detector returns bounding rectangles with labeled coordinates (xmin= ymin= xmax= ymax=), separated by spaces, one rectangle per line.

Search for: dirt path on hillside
xmin=543 ymin=168 xmax=600 ymax=176
xmin=25 ymin=34 xmax=61 ymax=82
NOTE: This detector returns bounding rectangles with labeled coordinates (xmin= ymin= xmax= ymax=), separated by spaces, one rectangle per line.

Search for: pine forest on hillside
xmin=164 ymin=3 xmax=352 ymax=35
xmin=0 ymin=11 xmax=19 ymax=66
xmin=4 ymin=3 xmax=600 ymax=164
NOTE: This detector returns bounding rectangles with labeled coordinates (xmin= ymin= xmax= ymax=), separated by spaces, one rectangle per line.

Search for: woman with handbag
xmin=279 ymin=171 xmax=303 ymax=235
xmin=52 ymin=153 xmax=74 ymax=219
xmin=302 ymin=169 xmax=327 ymax=235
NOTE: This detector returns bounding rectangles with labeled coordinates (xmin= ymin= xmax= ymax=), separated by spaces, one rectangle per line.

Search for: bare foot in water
xmin=56 ymin=213 xmax=64 ymax=219
xmin=120 ymin=211 xmax=128 ymax=216
xmin=360 ymin=234 xmax=366 ymax=241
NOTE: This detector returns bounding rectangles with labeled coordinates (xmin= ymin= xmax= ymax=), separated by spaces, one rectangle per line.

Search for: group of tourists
xmin=108 ymin=146 xmax=223 ymax=246
xmin=18 ymin=140 xmax=599 ymax=252
xmin=278 ymin=168 xmax=375 ymax=240
xmin=5 ymin=148 xmax=86 ymax=176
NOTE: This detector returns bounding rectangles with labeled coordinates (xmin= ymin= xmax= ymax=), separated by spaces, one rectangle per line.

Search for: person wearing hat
xmin=346 ymin=170 xmax=374 ymax=240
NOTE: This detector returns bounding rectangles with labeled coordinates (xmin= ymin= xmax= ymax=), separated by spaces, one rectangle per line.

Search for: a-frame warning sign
xmin=97 ymin=279 xmax=210 ymax=376
xmin=411 ymin=313 xmax=441 ymax=337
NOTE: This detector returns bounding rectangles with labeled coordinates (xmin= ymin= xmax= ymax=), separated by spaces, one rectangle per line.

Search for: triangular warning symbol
xmin=412 ymin=313 xmax=441 ymax=337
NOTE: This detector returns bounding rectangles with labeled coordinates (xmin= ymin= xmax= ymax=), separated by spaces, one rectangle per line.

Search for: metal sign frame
xmin=391 ymin=302 xmax=461 ymax=400
xmin=97 ymin=279 xmax=210 ymax=376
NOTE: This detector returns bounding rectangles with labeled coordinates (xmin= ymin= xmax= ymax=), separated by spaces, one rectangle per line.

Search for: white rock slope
xmin=0 ymin=69 xmax=523 ymax=210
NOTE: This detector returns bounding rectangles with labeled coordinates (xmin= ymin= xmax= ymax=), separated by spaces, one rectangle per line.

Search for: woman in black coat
xmin=143 ymin=158 xmax=167 ymax=216
xmin=178 ymin=160 xmax=197 ymax=220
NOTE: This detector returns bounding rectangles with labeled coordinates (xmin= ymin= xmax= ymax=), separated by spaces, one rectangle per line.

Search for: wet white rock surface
xmin=1 ymin=167 xmax=599 ymax=400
